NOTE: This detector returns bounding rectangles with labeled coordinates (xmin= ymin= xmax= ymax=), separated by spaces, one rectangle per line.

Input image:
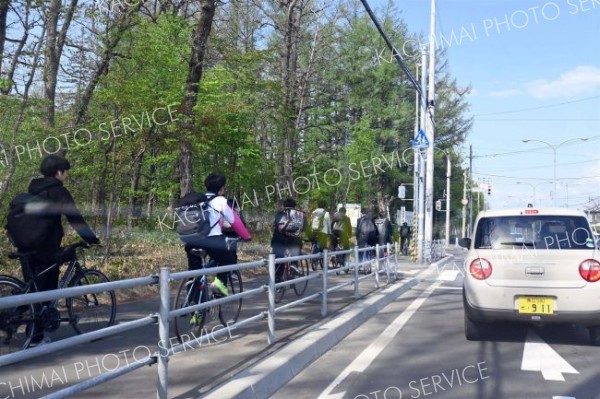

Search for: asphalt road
xmin=272 ymin=252 xmax=600 ymax=399
xmin=0 ymin=257 xmax=403 ymax=399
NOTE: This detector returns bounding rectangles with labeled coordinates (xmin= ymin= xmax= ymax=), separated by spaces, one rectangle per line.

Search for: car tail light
xmin=579 ymin=259 xmax=600 ymax=283
xmin=469 ymin=258 xmax=492 ymax=280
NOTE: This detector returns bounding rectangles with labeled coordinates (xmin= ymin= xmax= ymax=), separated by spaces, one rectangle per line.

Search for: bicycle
xmin=173 ymin=238 xmax=243 ymax=344
xmin=0 ymin=242 xmax=117 ymax=355
xmin=274 ymin=248 xmax=310 ymax=304
xmin=331 ymin=240 xmax=350 ymax=275
xmin=310 ymin=240 xmax=323 ymax=271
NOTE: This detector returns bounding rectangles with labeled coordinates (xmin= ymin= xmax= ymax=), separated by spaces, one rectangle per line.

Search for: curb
xmin=202 ymin=255 xmax=455 ymax=399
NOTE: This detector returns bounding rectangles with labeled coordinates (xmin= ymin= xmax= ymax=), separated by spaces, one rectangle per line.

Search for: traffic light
xmin=487 ymin=185 xmax=491 ymax=195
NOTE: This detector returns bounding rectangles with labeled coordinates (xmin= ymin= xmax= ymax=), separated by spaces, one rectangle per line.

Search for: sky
xmin=369 ymin=0 xmax=600 ymax=211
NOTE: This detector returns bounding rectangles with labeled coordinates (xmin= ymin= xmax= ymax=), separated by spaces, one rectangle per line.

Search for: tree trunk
xmin=0 ymin=0 xmax=9 ymax=78
xmin=178 ymin=0 xmax=217 ymax=197
xmin=43 ymin=0 xmax=78 ymax=127
xmin=127 ymin=146 xmax=146 ymax=230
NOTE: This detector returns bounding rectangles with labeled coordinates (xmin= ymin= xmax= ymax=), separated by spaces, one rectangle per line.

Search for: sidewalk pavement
xmin=202 ymin=254 xmax=455 ymax=399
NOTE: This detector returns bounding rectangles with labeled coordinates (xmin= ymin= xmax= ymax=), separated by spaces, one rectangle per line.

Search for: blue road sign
xmin=412 ymin=129 xmax=430 ymax=149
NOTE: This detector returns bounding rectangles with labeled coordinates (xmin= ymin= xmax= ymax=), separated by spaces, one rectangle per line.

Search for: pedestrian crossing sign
xmin=412 ymin=129 xmax=430 ymax=149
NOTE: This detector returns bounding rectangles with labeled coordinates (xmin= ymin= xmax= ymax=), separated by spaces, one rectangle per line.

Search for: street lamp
xmin=516 ymin=181 xmax=551 ymax=207
xmin=521 ymin=138 xmax=588 ymax=206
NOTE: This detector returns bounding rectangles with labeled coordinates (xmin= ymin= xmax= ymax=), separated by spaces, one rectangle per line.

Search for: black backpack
xmin=400 ymin=225 xmax=410 ymax=238
xmin=5 ymin=191 xmax=54 ymax=251
xmin=174 ymin=192 xmax=218 ymax=240
xmin=374 ymin=218 xmax=387 ymax=245
xmin=358 ymin=216 xmax=378 ymax=246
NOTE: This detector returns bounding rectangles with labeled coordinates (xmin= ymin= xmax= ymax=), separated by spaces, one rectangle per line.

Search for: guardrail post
xmin=374 ymin=244 xmax=380 ymax=288
xmin=353 ymin=246 xmax=360 ymax=299
xmin=385 ymin=243 xmax=391 ymax=283
xmin=157 ymin=267 xmax=170 ymax=399
xmin=321 ymin=249 xmax=328 ymax=317
xmin=394 ymin=241 xmax=399 ymax=280
xmin=267 ymin=254 xmax=276 ymax=344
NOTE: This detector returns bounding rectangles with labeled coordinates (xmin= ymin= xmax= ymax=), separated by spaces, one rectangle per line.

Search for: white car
xmin=460 ymin=208 xmax=600 ymax=343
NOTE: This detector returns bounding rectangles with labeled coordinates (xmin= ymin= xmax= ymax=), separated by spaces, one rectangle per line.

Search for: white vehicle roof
xmin=476 ymin=208 xmax=587 ymax=218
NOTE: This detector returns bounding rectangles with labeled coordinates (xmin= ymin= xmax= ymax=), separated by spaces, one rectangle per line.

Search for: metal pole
xmin=553 ymin=147 xmax=557 ymax=206
xmin=445 ymin=154 xmax=451 ymax=248
xmin=321 ymin=249 xmax=328 ymax=317
xmin=374 ymin=244 xmax=380 ymax=288
xmin=156 ymin=267 xmax=170 ymax=399
xmin=353 ymin=246 xmax=360 ymax=298
xmin=468 ymin=146 xmax=473 ymax=236
xmin=267 ymin=254 xmax=276 ymax=344
xmin=424 ymin=0 xmax=436 ymax=247
xmin=461 ymin=171 xmax=466 ymax=238
xmin=417 ymin=47 xmax=428 ymax=263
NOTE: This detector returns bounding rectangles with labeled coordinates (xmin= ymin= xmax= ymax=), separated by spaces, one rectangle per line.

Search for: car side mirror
xmin=458 ymin=237 xmax=471 ymax=249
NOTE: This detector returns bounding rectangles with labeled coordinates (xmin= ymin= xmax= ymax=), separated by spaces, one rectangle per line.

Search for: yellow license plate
xmin=518 ymin=297 xmax=554 ymax=315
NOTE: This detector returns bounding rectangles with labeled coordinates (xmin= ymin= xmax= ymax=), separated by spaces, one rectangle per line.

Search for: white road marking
xmin=434 ymin=286 xmax=462 ymax=290
xmin=521 ymin=330 xmax=579 ymax=381
xmin=552 ymin=396 xmax=576 ymax=399
xmin=437 ymin=270 xmax=460 ymax=281
xmin=318 ymin=280 xmax=442 ymax=399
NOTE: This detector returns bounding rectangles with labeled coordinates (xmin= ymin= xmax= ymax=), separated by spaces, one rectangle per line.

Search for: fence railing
xmin=0 ymin=241 xmax=413 ymax=399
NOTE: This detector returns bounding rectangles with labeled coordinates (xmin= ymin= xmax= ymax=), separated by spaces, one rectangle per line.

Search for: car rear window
xmin=474 ymin=215 xmax=594 ymax=250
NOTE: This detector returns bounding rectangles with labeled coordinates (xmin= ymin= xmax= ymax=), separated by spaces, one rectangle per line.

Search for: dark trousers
xmin=183 ymin=235 xmax=236 ymax=285
xmin=20 ymin=252 xmax=59 ymax=342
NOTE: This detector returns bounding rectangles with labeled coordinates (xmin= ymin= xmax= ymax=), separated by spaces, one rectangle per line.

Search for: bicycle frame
xmin=20 ymin=257 xmax=81 ymax=309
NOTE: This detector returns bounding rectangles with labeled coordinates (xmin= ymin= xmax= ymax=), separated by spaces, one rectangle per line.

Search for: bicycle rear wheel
xmin=310 ymin=243 xmax=322 ymax=271
xmin=0 ymin=276 xmax=35 ymax=355
xmin=67 ymin=270 xmax=116 ymax=334
xmin=274 ymin=265 xmax=288 ymax=304
xmin=291 ymin=260 xmax=309 ymax=296
xmin=219 ymin=271 xmax=243 ymax=326
xmin=174 ymin=278 xmax=208 ymax=344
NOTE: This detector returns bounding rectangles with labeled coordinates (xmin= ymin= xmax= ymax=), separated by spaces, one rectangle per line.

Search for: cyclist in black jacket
xmin=22 ymin=155 xmax=100 ymax=345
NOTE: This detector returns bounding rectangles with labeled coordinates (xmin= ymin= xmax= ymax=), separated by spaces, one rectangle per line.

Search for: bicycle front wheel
xmin=67 ymin=270 xmax=116 ymax=335
xmin=0 ymin=276 xmax=35 ymax=355
xmin=291 ymin=260 xmax=309 ymax=296
xmin=174 ymin=278 xmax=207 ymax=344
xmin=219 ymin=271 xmax=243 ymax=326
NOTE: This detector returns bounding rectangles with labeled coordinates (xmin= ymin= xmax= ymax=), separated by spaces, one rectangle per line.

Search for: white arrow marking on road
xmin=437 ymin=270 xmax=460 ymax=281
xmin=521 ymin=330 xmax=579 ymax=381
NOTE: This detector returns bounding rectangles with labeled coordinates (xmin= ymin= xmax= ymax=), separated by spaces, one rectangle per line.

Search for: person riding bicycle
xmin=331 ymin=207 xmax=352 ymax=250
xmin=373 ymin=209 xmax=393 ymax=258
xmin=400 ymin=222 xmax=411 ymax=255
xmin=271 ymin=197 xmax=307 ymax=282
xmin=356 ymin=206 xmax=378 ymax=263
xmin=10 ymin=155 xmax=100 ymax=346
xmin=178 ymin=173 xmax=251 ymax=297
xmin=310 ymin=200 xmax=331 ymax=254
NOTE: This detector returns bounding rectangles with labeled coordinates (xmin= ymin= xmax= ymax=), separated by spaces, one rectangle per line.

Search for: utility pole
xmin=424 ymin=0 xmax=436 ymax=247
xmin=462 ymin=171 xmax=467 ymax=237
xmin=445 ymin=154 xmax=451 ymax=247
xmin=417 ymin=47 xmax=428 ymax=263
xmin=468 ymin=145 xmax=473 ymax=237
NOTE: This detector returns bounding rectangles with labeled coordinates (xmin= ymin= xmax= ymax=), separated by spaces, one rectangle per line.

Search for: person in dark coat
xmin=21 ymin=155 xmax=100 ymax=345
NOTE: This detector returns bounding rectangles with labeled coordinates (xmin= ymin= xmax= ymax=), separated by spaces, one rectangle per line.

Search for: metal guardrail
xmin=0 ymin=242 xmax=407 ymax=399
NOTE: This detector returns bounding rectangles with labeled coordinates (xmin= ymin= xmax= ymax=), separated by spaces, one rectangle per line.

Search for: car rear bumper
xmin=463 ymin=291 xmax=600 ymax=326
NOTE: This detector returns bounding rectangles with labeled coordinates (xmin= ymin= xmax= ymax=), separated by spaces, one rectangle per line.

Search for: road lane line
xmin=437 ymin=270 xmax=460 ymax=281
xmin=318 ymin=279 xmax=443 ymax=399
xmin=521 ymin=329 xmax=579 ymax=381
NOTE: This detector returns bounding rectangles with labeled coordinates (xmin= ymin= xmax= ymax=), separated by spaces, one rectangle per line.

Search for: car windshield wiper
xmin=499 ymin=241 xmax=535 ymax=246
